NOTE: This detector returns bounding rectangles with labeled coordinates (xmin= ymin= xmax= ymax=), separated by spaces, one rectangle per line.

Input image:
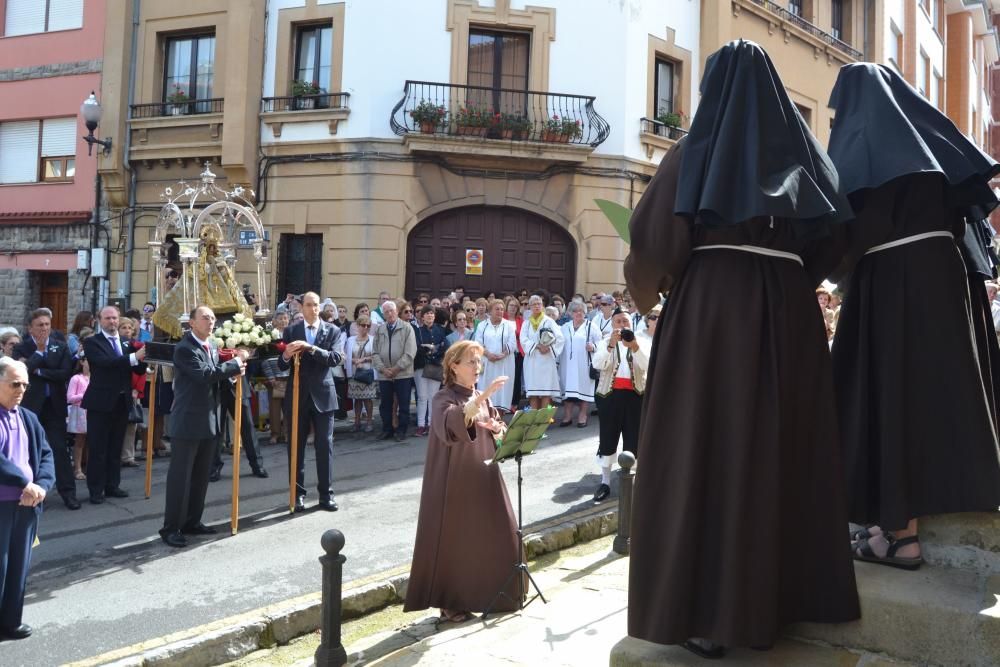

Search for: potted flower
xmin=655 ymin=110 xmax=686 ymax=138
xmin=166 ymin=86 xmax=190 ymax=116
xmin=453 ymin=105 xmax=495 ymax=137
xmin=542 ymin=115 xmax=583 ymax=142
xmin=499 ymin=113 xmax=532 ymax=140
xmin=409 ymin=100 xmax=447 ymax=133
xmin=292 ymin=80 xmax=323 ymax=110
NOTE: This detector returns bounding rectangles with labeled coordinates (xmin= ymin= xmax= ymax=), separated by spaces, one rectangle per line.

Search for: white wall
xmin=262 ymin=0 xmax=700 ymax=163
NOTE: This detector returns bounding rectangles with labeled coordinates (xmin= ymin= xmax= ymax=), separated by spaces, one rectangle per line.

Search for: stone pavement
xmin=240 ymin=536 xmax=913 ymax=667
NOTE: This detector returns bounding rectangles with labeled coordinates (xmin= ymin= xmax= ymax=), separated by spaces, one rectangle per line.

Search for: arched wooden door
xmin=406 ymin=207 xmax=576 ymax=299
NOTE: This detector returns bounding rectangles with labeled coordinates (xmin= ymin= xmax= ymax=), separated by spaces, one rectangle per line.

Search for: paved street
xmin=2 ymin=418 xmax=607 ymax=666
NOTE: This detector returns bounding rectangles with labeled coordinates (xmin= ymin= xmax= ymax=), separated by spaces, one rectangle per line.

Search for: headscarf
xmin=827 ymin=62 xmax=1000 ymax=219
xmin=674 ymin=39 xmax=852 ymax=238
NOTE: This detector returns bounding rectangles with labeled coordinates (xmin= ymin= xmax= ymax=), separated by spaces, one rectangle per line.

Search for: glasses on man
xmin=647 ymin=315 xmax=659 ymax=321
xmin=2 ymin=380 xmax=29 ymax=391
xmin=358 ymin=324 xmax=371 ymax=328
xmin=143 ymin=306 xmax=155 ymax=313
xmin=418 ymin=299 xmax=428 ymax=304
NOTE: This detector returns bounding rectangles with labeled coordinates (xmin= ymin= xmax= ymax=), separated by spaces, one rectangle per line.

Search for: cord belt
xmin=864 ymin=231 xmax=954 ymax=255
xmin=692 ymin=244 xmax=803 ymax=266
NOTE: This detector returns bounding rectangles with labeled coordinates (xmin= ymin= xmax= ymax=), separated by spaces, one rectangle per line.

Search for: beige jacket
xmin=372 ymin=320 xmax=417 ymax=379
xmin=591 ymin=333 xmax=650 ymax=396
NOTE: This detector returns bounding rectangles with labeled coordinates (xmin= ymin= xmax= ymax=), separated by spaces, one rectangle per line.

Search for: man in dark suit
xmin=81 ymin=306 xmax=147 ymax=504
xmin=14 ymin=309 xmax=78 ymax=510
xmin=209 ymin=374 xmax=268 ymax=482
xmin=0 ymin=357 xmax=55 ymax=639
xmin=159 ymin=306 xmax=246 ymax=548
xmin=279 ymin=292 xmax=344 ymax=512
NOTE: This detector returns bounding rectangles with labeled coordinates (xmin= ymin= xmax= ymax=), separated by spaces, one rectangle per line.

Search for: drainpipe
xmin=121 ymin=0 xmax=140 ymax=304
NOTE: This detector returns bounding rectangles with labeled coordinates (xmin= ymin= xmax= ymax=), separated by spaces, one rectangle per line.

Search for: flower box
xmin=541 ymin=130 xmax=571 ymax=143
xmin=456 ymin=125 xmax=488 ymax=137
xmin=294 ymin=97 xmax=317 ymax=110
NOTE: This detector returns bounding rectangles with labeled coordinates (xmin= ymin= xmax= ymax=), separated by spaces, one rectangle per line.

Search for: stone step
xmin=790 ymin=559 xmax=1000 ymax=667
xmin=919 ymin=512 xmax=1000 ymax=573
xmin=610 ymin=636 xmax=910 ymax=666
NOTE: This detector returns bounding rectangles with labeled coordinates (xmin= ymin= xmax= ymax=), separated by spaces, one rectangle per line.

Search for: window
xmin=888 ymin=22 xmax=901 ymax=69
xmin=294 ymin=24 xmax=333 ymax=93
xmin=929 ymin=68 xmax=941 ymax=109
xmin=4 ymin=0 xmax=82 ymax=37
xmin=931 ymin=0 xmax=940 ymax=30
xmin=278 ymin=234 xmax=323 ymax=298
xmin=831 ymin=0 xmax=844 ymax=40
xmin=467 ymin=29 xmax=530 ymax=114
xmin=917 ymin=51 xmax=928 ymax=97
xmin=0 ymin=117 xmax=76 ymax=184
xmin=654 ymin=58 xmax=676 ymax=118
xmin=919 ymin=0 xmax=930 ymax=16
xmin=789 ymin=0 xmax=803 ymax=16
xmin=163 ymin=34 xmax=216 ymax=106
xmin=795 ymin=103 xmax=813 ymax=130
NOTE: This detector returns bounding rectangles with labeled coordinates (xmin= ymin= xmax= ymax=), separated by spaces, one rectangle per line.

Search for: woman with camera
xmin=590 ymin=308 xmax=650 ymax=502
xmin=519 ymin=295 xmax=564 ymax=410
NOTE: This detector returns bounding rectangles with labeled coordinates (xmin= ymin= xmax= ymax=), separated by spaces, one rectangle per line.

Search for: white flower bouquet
xmin=210 ymin=312 xmax=283 ymax=354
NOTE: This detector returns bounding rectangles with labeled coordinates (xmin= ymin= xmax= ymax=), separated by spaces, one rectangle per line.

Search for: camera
xmin=620 ymin=329 xmax=635 ymax=343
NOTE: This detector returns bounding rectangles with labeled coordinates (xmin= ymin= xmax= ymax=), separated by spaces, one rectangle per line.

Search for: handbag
xmin=127 ymin=399 xmax=144 ymax=425
xmin=353 ymin=367 xmax=375 ymax=385
xmin=586 ymin=321 xmax=601 ymax=381
xmin=422 ymin=360 xmax=444 ymax=382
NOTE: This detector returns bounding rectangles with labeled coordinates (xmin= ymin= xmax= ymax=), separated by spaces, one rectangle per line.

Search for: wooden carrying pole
xmin=289 ymin=354 xmax=301 ymax=513
xmin=231 ymin=377 xmax=243 ymax=535
xmin=144 ymin=366 xmax=158 ymax=499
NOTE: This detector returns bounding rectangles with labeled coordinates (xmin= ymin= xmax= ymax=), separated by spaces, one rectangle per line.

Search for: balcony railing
xmin=130 ymin=98 xmax=225 ymax=119
xmin=261 ymin=93 xmax=350 ymax=113
xmin=746 ymin=0 xmax=863 ymax=59
xmin=390 ymin=80 xmax=610 ymax=148
xmin=640 ymin=118 xmax=688 ymax=141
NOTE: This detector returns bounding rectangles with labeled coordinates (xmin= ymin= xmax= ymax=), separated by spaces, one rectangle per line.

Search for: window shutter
xmin=42 ymin=118 xmax=77 ymax=157
xmin=4 ymin=0 xmax=45 ymax=36
xmin=0 ymin=121 xmax=40 ymax=184
xmin=47 ymin=0 xmax=84 ymax=31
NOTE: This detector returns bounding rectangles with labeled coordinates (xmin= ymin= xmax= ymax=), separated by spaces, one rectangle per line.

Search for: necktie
xmin=307 ymin=325 xmax=316 ymax=345
xmin=203 ymin=344 xmax=211 ymax=359
xmin=112 ymin=336 xmax=122 ymax=357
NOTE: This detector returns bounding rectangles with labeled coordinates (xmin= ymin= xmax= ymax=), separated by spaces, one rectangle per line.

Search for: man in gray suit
xmin=159 ymin=306 xmax=247 ymax=548
xmin=279 ymin=292 xmax=344 ymax=512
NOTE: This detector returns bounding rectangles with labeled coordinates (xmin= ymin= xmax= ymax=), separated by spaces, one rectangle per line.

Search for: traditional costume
xmin=624 ymin=40 xmax=860 ymax=651
xmin=473 ymin=318 xmax=517 ymax=409
xmin=827 ymin=63 xmax=1000 ymax=533
xmin=558 ymin=318 xmax=602 ymax=404
xmin=519 ymin=314 xmax=564 ymax=398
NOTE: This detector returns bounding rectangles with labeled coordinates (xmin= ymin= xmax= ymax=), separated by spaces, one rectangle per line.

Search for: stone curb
xmin=88 ymin=505 xmax=620 ymax=667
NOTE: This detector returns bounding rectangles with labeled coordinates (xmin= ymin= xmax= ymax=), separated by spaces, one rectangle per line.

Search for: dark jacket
xmin=167 ymin=333 xmax=243 ymax=440
xmin=278 ymin=319 xmax=344 ymax=413
xmin=0 ymin=406 xmax=55 ymax=494
xmin=15 ymin=337 xmax=74 ymax=419
xmin=81 ymin=332 xmax=148 ymax=412
xmin=414 ymin=324 xmax=448 ymax=369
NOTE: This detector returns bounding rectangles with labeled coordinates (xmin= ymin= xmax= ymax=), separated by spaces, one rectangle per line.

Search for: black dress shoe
xmin=593 ymin=483 xmax=611 ymax=502
xmin=375 ymin=431 xmax=394 ymax=441
xmin=682 ymin=639 xmax=726 ymax=660
xmin=251 ymin=467 xmax=269 ymax=479
xmin=89 ymin=494 xmax=105 ymax=505
xmin=318 ymin=498 xmax=339 ymax=511
xmin=0 ymin=624 xmax=32 ymax=640
xmin=294 ymin=496 xmax=307 ymax=512
xmin=62 ymin=494 xmax=81 ymax=510
xmin=209 ymin=467 xmax=222 ymax=482
xmin=159 ymin=530 xmax=188 ymax=548
xmin=182 ymin=523 xmax=218 ymax=535
xmin=394 ymin=433 xmax=407 ymax=442
xmin=105 ymin=487 xmax=129 ymax=498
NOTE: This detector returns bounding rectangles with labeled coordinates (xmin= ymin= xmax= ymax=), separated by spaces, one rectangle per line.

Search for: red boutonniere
xmin=275 ymin=341 xmax=287 ymax=353
xmin=131 ymin=341 xmax=144 ymax=350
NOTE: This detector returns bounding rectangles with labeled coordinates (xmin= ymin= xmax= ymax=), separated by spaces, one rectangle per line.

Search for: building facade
xmin=0 ymin=0 xmax=105 ymax=331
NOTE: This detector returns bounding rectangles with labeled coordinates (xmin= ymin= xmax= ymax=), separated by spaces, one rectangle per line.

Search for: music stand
xmin=483 ymin=405 xmax=556 ymax=619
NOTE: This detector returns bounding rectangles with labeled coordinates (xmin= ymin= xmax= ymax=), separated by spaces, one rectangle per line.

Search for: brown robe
xmin=403 ymin=383 xmax=522 ymax=614
xmin=623 ymin=141 xmax=860 ymax=648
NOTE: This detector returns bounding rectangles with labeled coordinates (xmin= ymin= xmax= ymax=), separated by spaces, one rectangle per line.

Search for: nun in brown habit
xmin=403 ymin=340 xmax=522 ymax=622
xmin=826 ymin=63 xmax=1000 ymax=568
xmin=624 ymin=40 xmax=860 ymax=658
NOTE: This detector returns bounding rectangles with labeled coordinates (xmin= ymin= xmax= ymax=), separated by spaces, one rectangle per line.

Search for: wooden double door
xmin=406 ymin=206 xmax=576 ymax=299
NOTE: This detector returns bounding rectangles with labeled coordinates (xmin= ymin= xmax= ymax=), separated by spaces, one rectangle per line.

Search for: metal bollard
xmin=314 ymin=529 xmax=348 ymax=667
xmin=613 ymin=451 xmax=636 ymax=555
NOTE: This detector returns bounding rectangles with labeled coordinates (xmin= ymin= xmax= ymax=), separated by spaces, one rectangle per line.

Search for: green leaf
xmin=595 ymin=199 xmax=632 ymax=244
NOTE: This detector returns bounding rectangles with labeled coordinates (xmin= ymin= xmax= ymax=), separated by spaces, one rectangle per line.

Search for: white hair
xmin=0 ymin=357 xmax=27 ymax=379
xmin=381 ymin=300 xmax=398 ymax=313
xmin=545 ymin=306 xmax=559 ymax=319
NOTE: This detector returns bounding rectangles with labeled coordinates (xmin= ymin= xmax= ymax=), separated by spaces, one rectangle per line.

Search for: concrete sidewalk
xmin=236 ymin=536 xmax=913 ymax=667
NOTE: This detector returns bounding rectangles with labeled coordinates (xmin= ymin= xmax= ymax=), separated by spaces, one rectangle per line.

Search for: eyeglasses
xmin=464 ymin=308 xmax=476 ymax=313
xmin=1 ymin=380 xmax=29 ymax=391
xmin=647 ymin=315 xmax=658 ymax=321
xmin=143 ymin=306 xmax=155 ymax=313
xmin=418 ymin=299 xmax=428 ymax=304
xmin=519 ymin=302 xmax=528 ymax=307
xmin=358 ymin=324 xmax=371 ymax=328
xmin=403 ymin=309 xmax=413 ymax=314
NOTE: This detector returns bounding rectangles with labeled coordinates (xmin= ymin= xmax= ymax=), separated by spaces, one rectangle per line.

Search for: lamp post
xmin=80 ymin=91 xmax=112 ymax=157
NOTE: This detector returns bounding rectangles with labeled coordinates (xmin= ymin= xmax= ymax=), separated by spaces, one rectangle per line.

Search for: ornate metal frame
xmin=149 ymin=162 xmax=271 ymax=323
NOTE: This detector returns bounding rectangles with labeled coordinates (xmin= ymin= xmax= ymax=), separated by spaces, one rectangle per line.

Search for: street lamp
xmin=80 ymin=91 xmax=112 ymax=157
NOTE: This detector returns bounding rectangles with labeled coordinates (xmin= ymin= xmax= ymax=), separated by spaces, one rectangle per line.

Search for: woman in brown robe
xmin=403 ymin=340 xmax=521 ymax=622
xmin=624 ymin=41 xmax=860 ymax=658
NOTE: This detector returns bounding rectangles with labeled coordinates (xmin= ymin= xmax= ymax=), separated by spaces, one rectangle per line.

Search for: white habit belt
xmin=692 ymin=244 xmax=804 ymax=266
xmin=864 ymin=231 xmax=954 ymax=255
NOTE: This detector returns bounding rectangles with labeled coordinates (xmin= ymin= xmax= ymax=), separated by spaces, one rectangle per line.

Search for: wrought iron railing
xmin=261 ymin=93 xmax=350 ymax=113
xmin=130 ymin=98 xmax=225 ymax=119
xmin=390 ymin=80 xmax=610 ymax=148
xmin=640 ymin=118 xmax=688 ymax=141
xmin=745 ymin=0 xmax=863 ymax=59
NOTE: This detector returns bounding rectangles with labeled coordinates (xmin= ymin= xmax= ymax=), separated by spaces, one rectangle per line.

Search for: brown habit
xmin=624 ymin=141 xmax=860 ymax=647
xmin=404 ymin=384 xmax=522 ymax=614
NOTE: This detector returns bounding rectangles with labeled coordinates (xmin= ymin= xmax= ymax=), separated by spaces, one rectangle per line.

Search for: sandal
xmin=852 ymin=534 xmax=923 ymax=570
xmin=850 ymin=525 xmax=881 ymax=542
xmin=439 ymin=610 xmax=473 ymax=623
xmin=74 ymin=471 xmax=86 ymax=480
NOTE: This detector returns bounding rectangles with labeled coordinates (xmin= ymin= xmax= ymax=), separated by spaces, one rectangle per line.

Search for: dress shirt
xmin=305 ymin=321 xmax=318 ymax=345
xmin=0 ymin=407 xmax=31 ymax=501
xmin=103 ymin=330 xmax=139 ymax=366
